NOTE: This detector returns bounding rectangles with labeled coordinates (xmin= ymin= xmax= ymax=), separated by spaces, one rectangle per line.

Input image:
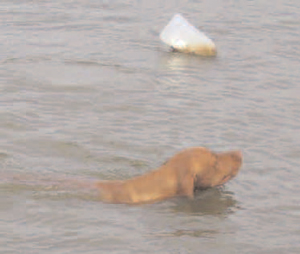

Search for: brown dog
xmin=95 ymin=147 xmax=242 ymax=204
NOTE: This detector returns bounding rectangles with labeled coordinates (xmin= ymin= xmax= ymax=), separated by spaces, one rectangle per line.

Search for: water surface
xmin=0 ymin=0 xmax=300 ymax=253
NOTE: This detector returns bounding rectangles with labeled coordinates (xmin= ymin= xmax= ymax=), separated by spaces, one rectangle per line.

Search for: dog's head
xmin=168 ymin=147 xmax=242 ymax=197
xmin=193 ymin=149 xmax=242 ymax=190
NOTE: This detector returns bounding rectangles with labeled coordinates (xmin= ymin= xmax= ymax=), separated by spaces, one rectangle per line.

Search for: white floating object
xmin=160 ymin=14 xmax=217 ymax=56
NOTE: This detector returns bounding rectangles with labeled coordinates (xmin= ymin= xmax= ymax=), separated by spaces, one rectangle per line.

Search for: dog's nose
xmin=233 ymin=150 xmax=243 ymax=163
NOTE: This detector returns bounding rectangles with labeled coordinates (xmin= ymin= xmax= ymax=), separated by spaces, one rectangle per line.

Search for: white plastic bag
xmin=160 ymin=14 xmax=216 ymax=56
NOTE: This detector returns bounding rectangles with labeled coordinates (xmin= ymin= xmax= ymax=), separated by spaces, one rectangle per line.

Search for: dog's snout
xmin=233 ymin=150 xmax=243 ymax=164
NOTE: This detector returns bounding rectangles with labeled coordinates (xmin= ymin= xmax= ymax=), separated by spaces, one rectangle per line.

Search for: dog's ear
xmin=180 ymin=173 xmax=195 ymax=199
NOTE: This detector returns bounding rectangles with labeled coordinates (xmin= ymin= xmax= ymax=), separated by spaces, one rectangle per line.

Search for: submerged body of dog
xmin=95 ymin=147 xmax=242 ymax=204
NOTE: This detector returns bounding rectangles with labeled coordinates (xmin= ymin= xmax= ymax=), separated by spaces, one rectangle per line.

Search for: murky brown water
xmin=1 ymin=0 xmax=300 ymax=253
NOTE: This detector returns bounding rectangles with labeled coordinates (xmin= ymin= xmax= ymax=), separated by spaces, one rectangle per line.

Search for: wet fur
xmin=95 ymin=147 xmax=242 ymax=204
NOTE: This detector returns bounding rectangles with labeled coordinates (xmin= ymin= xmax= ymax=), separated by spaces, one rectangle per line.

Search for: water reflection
xmin=148 ymin=228 xmax=218 ymax=238
xmin=170 ymin=187 xmax=239 ymax=216
xmin=159 ymin=50 xmax=217 ymax=71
